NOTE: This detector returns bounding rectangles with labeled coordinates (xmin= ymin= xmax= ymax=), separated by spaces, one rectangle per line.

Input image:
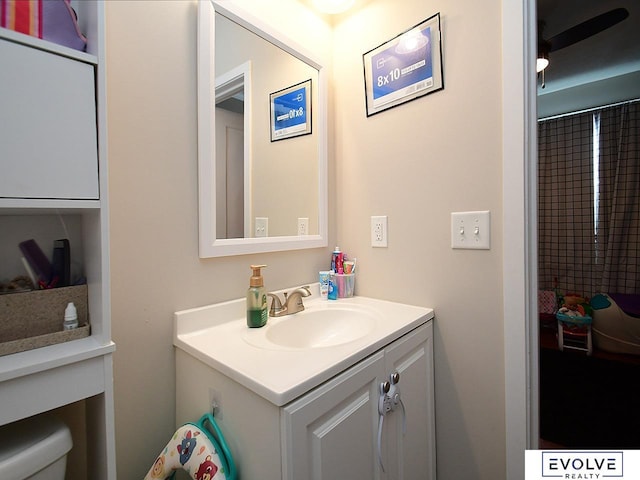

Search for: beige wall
xmin=332 ymin=1 xmax=505 ymax=478
xmin=107 ymin=0 xmax=506 ymax=479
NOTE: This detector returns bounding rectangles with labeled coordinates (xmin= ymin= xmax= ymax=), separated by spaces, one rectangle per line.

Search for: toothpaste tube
xmin=336 ymin=252 xmax=344 ymax=274
xmin=319 ymin=271 xmax=331 ymax=300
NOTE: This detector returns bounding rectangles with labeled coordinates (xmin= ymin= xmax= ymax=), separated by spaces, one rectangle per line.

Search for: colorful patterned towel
xmin=144 ymin=414 xmax=236 ymax=480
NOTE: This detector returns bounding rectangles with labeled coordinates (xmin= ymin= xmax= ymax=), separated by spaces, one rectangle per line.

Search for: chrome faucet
xmin=268 ymin=286 xmax=312 ymax=317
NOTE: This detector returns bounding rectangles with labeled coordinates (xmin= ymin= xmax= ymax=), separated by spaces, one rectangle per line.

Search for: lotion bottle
xmin=63 ymin=302 xmax=78 ymax=330
xmin=247 ymin=264 xmax=268 ymax=328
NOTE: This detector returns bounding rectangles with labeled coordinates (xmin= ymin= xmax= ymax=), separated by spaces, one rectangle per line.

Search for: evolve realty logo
xmin=542 ymin=451 xmax=623 ymax=478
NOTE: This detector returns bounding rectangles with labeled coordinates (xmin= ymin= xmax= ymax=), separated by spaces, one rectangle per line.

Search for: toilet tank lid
xmin=0 ymin=415 xmax=72 ymax=478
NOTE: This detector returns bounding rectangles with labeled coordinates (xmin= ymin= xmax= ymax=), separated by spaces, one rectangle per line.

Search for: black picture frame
xmin=363 ymin=13 xmax=444 ymax=117
xmin=269 ymin=79 xmax=312 ymax=141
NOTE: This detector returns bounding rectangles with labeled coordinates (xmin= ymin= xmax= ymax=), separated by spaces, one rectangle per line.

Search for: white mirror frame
xmin=197 ymin=0 xmax=328 ymax=257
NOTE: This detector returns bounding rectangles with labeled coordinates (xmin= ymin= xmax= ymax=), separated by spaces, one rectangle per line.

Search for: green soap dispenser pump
xmin=247 ymin=264 xmax=268 ymax=328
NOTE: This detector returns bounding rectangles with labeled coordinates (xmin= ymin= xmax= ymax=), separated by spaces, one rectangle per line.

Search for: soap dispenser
xmin=247 ymin=264 xmax=268 ymax=328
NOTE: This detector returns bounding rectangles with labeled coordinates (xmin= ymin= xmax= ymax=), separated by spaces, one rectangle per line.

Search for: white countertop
xmin=174 ymin=289 xmax=433 ymax=406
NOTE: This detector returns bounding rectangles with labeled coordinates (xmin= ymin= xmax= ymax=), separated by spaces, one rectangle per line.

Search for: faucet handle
xmin=298 ymin=286 xmax=312 ymax=297
xmin=267 ymin=293 xmax=285 ymax=316
xmin=286 ymin=286 xmax=312 ymax=299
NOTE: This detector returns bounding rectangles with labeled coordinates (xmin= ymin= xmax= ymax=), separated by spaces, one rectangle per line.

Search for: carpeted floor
xmin=539 ymin=345 xmax=640 ymax=449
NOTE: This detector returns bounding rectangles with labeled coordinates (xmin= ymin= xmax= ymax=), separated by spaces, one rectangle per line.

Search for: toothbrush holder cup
xmin=335 ymin=273 xmax=355 ymax=298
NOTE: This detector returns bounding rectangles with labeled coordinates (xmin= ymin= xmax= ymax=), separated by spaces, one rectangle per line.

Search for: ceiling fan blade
xmin=547 ymin=7 xmax=629 ymax=52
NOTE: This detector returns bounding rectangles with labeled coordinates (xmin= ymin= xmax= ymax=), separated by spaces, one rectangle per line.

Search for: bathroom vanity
xmin=175 ymin=291 xmax=435 ymax=479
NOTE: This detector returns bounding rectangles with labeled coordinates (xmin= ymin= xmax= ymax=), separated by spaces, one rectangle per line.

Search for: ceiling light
xmin=536 ymin=56 xmax=549 ymax=73
xmin=312 ymin=0 xmax=355 ymax=14
xmin=396 ymin=28 xmax=429 ymax=54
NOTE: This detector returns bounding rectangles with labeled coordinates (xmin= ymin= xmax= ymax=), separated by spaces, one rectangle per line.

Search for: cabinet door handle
xmin=378 ymin=381 xmax=392 ymax=415
xmin=388 ymin=372 xmax=407 ymax=435
xmin=377 ymin=373 xmax=406 ymax=473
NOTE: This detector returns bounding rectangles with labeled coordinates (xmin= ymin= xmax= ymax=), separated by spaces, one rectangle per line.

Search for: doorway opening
xmin=535 ymin=0 xmax=640 ymax=450
xmin=215 ymin=62 xmax=251 ymax=239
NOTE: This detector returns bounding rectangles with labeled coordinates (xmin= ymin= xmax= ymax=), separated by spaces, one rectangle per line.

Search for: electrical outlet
xmin=297 ymin=217 xmax=309 ymax=236
xmin=255 ymin=217 xmax=268 ymax=237
xmin=371 ymin=215 xmax=388 ymax=247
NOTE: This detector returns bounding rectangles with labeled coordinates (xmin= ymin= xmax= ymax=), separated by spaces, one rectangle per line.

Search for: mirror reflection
xmin=214 ymin=12 xmax=320 ymax=239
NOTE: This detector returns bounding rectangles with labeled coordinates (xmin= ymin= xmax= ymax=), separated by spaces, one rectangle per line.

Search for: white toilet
xmin=0 ymin=415 xmax=72 ymax=480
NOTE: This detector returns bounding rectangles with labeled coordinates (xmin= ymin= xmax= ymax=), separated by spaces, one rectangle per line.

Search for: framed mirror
xmin=197 ymin=0 xmax=328 ymax=257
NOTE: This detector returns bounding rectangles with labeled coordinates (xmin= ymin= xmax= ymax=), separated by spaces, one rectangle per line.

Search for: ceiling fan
xmin=537 ymin=7 xmax=629 ymax=80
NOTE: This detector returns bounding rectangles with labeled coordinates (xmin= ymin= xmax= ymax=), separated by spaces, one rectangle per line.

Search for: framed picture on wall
xmin=269 ymin=79 xmax=312 ymax=141
xmin=363 ymin=13 xmax=444 ymax=117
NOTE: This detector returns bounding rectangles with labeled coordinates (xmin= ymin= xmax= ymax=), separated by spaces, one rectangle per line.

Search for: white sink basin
xmin=243 ymin=305 xmax=380 ymax=350
xmin=174 ymin=290 xmax=434 ymax=406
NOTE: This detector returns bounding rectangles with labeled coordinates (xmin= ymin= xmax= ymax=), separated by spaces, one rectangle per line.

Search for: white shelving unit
xmin=0 ymin=2 xmax=115 ymax=478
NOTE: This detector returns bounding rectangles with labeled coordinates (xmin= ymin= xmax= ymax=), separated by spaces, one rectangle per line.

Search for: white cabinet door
xmin=0 ymin=38 xmax=99 ymax=200
xmin=282 ymin=321 xmax=436 ymax=480
xmin=282 ymin=351 xmax=386 ymax=480
xmin=384 ymin=322 xmax=436 ymax=480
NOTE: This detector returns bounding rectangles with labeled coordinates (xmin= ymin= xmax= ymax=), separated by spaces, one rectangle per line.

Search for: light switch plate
xmin=451 ymin=211 xmax=491 ymax=249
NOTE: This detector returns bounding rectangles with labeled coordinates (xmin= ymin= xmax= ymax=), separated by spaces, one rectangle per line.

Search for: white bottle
xmin=63 ymin=302 xmax=78 ymax=330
